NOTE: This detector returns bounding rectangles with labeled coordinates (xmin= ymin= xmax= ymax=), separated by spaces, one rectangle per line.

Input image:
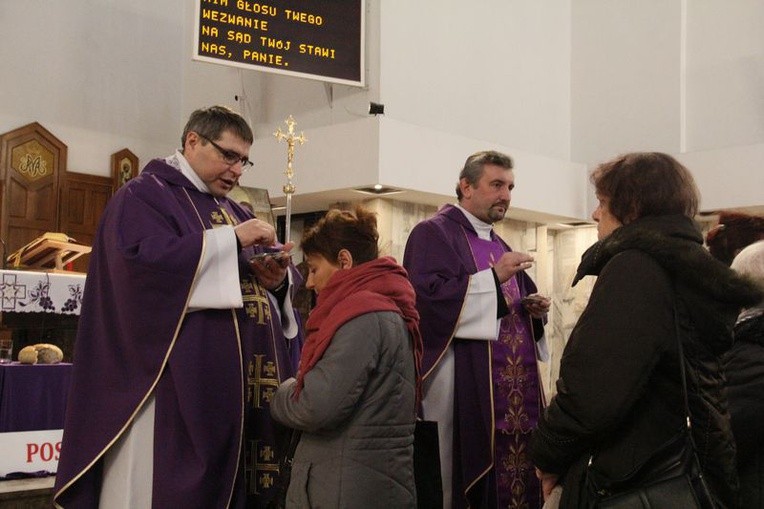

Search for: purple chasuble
xmin=403 ymin=205 xmax=544 ymax=509
xmin=53 ymin=158 xmax=302 ymax=509
xmin=467 ymin=234 xmax=541 ymax=509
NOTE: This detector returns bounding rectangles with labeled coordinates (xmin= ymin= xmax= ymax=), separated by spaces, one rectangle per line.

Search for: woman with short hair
xmin=530 ymin=152 xmax=762 ymax=508
xmin=270 ymin=206 xmax=421 ymax=508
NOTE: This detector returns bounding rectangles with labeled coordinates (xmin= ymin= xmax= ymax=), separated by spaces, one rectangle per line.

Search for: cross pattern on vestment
xmin=260 ymin=445 xmax=275 ymax=462
xmin=210 ymin=204 xmax=238 ymax=227
xmin=247 ymin=354 xmax=280 ymax=409
xmin=244 ymin=284 xmax=271 ymax=325
xmin=210 ymin=210 xmax=226 ymax=225
xmin=0 ymin=274 xmax=27 ymax=310
xmin=245 ymin=439 xmax=279 ymax=495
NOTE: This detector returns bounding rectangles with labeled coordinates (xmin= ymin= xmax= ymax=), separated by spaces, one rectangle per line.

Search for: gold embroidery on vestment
xmin=245 ymin=439 xmax=279 ymax=495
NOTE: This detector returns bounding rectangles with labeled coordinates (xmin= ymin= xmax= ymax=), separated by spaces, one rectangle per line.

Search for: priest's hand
xmin=234 ymin=218 xmax=276 ymax=248
xmin=522 ymin=293 xmax=551 ymax=318
xmin=492 ymin=251 xmax=534 ymax=283
xmin=249 ymin=242 xmax=294 ymax=291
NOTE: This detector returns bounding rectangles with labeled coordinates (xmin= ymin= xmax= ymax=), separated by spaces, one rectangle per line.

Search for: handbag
xmin=588 ymin=428 xmax=715 ymax=508
xmin=414 ymin=419 xmax=444 ymax=509
xmin=586 ymin=305 xmax=716 ymax=509
xmin=266 ymin=429 xmax=302 ymax=509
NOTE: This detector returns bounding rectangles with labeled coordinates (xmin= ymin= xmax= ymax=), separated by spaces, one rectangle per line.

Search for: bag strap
xmin=674 ymin=303 xmax=691 ymax=423
xmin=672 ymin=298 xmax=701 ymax=452
xmin=673 ymin=296 xmax=719 ymax=509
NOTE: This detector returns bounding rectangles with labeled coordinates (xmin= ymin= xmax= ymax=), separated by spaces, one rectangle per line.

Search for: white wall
xmin=377 ymin=118 xmax=588 ymax=220
xmin=373 ymin=1 xmax=582 ymax=218
xmin=0 ymin=0 xmax=186 ymax=174
xmin=571 ymin=1 xmax=682 ymax=165
xmin=682 ymin=1 xmax=764 ymax=212
xmin=678 ymin=144 xmax=764 ymax=212
xmin=379 ymin=1 xmax=573 ymax=160
xmin=571 ymin=0 xmax=764 ymax=214
xmin=685 ymin=1 xmax=764 ymax=152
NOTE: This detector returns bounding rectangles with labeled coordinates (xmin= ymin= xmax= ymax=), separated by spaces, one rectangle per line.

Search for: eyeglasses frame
xmin=197 ymin=132 xmax=253 ymax=171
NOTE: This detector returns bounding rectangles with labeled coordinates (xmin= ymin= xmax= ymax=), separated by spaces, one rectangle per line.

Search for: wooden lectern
xmin=6 ymin=232 xmax=91 ymax=272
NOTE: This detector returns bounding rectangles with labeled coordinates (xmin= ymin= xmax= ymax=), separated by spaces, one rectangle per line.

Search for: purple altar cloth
xmin=0 ymin=363 xmax=72 ymax=432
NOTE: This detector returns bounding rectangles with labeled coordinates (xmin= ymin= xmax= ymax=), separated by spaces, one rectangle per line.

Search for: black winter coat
xmin=529 ymin=215 xmax=763 ymax=509
xmin=724 ymin=307 xmax=764 ymax=508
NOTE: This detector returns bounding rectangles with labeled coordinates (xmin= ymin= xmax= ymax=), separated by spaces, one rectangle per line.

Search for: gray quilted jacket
xmin=270 ymin=311 xmax=417 ymax=509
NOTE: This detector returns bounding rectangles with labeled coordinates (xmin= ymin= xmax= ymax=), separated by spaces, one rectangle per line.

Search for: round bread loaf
xmin=18 ymin=345 xmax=38 ymax=364
xmin=17 ymin=343 xmax=64 ymax=364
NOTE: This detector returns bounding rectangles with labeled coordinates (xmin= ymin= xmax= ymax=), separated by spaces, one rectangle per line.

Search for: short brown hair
xmin=301 ymin=206 xmax=379 ymax=265
xmin=591 ymin=152 xmax=699 ymax=224
xmin=181 ymin=105 xmax=253 ymax=147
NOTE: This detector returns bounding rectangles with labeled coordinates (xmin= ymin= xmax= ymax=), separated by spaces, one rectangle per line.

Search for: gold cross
xmin=243 ymin=284 xmax=271 ymax=325
xmin=210 ymin=210 xmax=226 ymax=225
xmin=273 ymin=115 xmax=306 ymax=196
xmin=247 ymin=354 xmax=280 ymax=409
xmin=260 ymin=445 xmax=275 ymax=462
xmin=259 ymin=472 xmax=275 ymax=490
xmin=245 ymin=439 xmax=279 ymax=495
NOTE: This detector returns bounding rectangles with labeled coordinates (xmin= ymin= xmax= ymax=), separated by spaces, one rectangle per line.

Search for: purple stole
xmin=203 ymin=198 xmax=298 ymax=507
xmin=467 ymin=233 xmax=541 ymax=509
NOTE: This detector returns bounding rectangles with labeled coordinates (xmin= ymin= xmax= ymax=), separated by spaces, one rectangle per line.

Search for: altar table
xmin=0 ymin=269 xmax=86 ymax=315
xmin=0 ymin=363 xmax=72 ymax=477
xmin=0 ymin=363 xmax=72 ymax=432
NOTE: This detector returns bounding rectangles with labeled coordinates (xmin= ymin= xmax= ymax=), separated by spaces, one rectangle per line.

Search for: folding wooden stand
xmin=6 ymin=233 xmax=91 ymax=273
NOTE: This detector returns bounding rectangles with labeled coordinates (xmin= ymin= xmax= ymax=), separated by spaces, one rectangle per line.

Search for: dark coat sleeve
xmin=530 ymin=250 xmax=676 ymax=474
xmin=724 ymin=335 xmax=764 ymax=466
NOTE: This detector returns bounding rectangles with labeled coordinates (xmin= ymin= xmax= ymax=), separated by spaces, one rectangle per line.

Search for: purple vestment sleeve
xmin=402 ymin=206 xmax=474 ymax=377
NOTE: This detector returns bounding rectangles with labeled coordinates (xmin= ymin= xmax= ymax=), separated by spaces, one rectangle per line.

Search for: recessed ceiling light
xmin=354 ymin=185 xmax=404 ymax=196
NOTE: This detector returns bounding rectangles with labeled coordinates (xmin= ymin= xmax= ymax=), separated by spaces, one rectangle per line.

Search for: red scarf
xmin=294 ymin=257 xmax=423 ymax=401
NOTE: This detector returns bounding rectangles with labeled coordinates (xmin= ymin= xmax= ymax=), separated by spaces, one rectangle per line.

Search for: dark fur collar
xmin=574 ymin=215 xmax=762 ymax=310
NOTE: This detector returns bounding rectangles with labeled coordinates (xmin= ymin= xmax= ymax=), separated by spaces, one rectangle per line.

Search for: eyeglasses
xmin=197 ymin=133 xmax=253 ymax=171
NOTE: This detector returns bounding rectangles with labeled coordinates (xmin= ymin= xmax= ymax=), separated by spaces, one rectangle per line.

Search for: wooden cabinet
xmin=0 ymin=122 xmax=115 ymax=273
xmin=59 ymin=172 xmax=113 ymax=273
xmin=0 ymin=122 xmax=65 ymax=259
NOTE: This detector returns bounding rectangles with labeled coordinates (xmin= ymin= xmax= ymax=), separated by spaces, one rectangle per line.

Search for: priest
xmin=54 ymin=106 xmax=302 ymax=508
xmin=403 ymin=150 xmax=550 ymax=508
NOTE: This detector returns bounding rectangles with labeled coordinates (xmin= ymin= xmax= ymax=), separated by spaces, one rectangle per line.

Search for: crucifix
xmin=273 ymin=115 xmax=306 ymax=244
